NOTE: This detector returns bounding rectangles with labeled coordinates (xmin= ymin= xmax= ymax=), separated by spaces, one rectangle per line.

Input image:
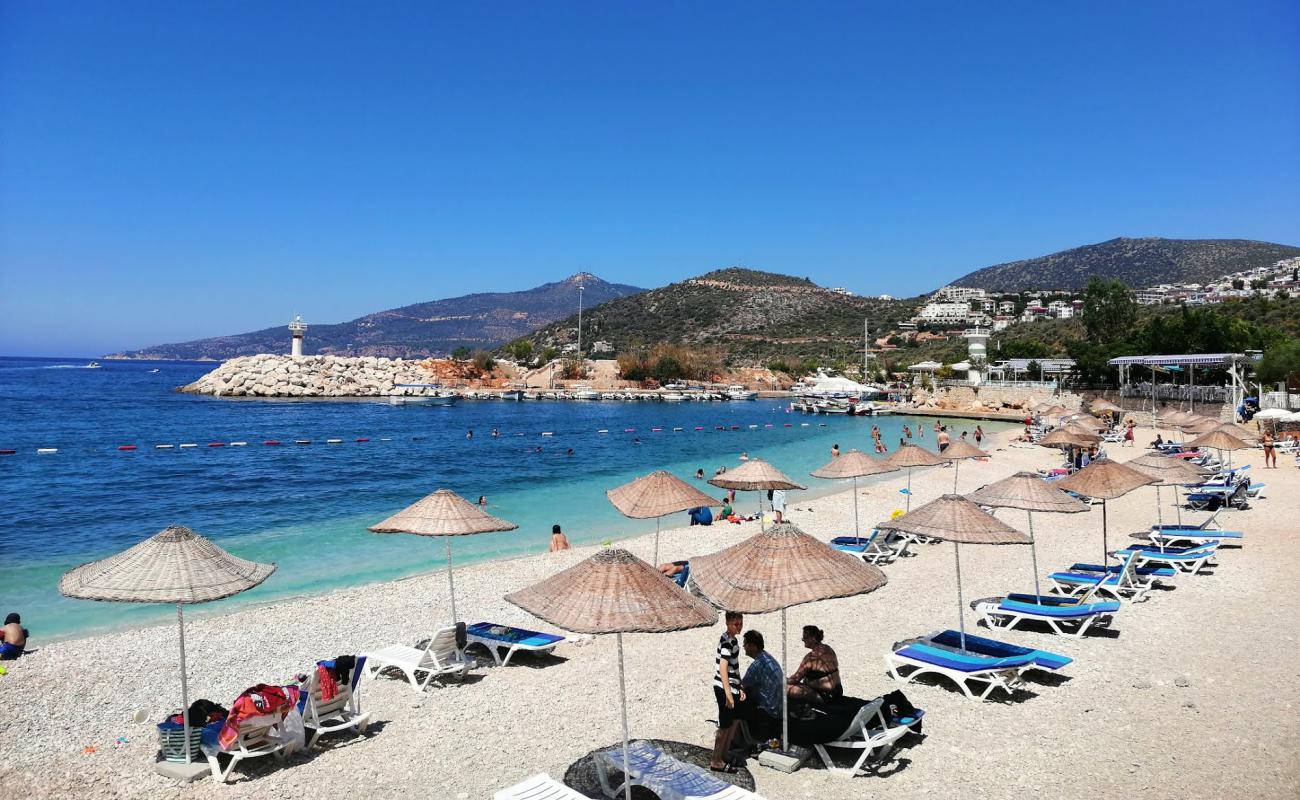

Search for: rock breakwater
xmin=180 ymin=354 xmax=438 ymax=397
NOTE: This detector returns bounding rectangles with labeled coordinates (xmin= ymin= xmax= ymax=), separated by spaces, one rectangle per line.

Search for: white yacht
xmin=725 ymin=385 xmax=757 ymax=401
xmin=572 ymin=385 xmax=601 ymax=401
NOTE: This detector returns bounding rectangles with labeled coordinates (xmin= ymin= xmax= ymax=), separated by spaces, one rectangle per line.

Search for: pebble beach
xmin=2 ymin=424 xmax=1297 ymax=800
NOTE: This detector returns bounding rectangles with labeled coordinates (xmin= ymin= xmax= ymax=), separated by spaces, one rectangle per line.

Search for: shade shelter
xmin=59 ymin=526 xmax=276 ymax=778
xmin=370 ymin=488 xmax=517 ymax=624
xmin=708 ymin=458 xmax=805 ymax=530
xmin=809 ymin=450 xmax=899 ymax=543
xmin=690 ymin=523 xmax=887 ymax=751
xmin=938 ymin=439 xmax=988 ymax=493
xmin=1211 ymin=422 xmax=1258 ymax=442
xmin=505 ymin=548 xmax=716 ymax=800
xmin=1060 ymin=423 xmax=1103 ymax=442
xmin=1127 ymin=454 xmax=1211 ymax=536
xmin=1089 ymin=398 xmax=1123 ymax=415
xmin=1037 ymin=429 xmax=1093 ymax=449
xmin=1064 ymin=413 xmax=1108 ymax=431
xmin=877 ymin=496 xmax=1030 ymax=650
xmin=607 ymin=470 xmax=722 ymax=565
xmin=885 ymin=444 xmax=946 ymax=511
xmin=1056 ymin=460 xmax=1157 ymax=566
xmin=1041 ymin=404 xmax=1069 ymax=417
xmin=1187 ymin=428 xmax=1250 ymax=469
xmin=968 ymin=473 xmax=1089 ymax=600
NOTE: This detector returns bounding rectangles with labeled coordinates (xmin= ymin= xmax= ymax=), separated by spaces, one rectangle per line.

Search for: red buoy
xmin=355 ymin=438 xmax=370 ymax=443
xmin=117 ymin=445 xmax=138 ymax=451
xmin=0 ymin=449 xmax=16 ymax=455
xmin=208 ymin=442 xmax=225 ymax=447
xmin=263 ymin=440 xmax=282 ymax=446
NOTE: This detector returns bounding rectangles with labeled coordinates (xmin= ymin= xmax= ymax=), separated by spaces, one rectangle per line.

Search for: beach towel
xmin=217 ymin=684 xmax=301 ymax=750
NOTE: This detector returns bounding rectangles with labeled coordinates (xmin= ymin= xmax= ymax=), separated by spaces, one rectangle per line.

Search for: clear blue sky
xmin=2 ymin=1 xmax=1297 ymax=356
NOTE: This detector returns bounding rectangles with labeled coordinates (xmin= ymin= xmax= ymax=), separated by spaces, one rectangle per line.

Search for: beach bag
xmin=881 ymin=689 xmax=921 ymax=734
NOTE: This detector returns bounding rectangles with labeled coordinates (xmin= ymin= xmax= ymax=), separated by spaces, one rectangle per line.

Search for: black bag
xmin=880 ymin=689 xmax=921 ymax=734
xmin=186 ymin=699 xmax=228 ymax=726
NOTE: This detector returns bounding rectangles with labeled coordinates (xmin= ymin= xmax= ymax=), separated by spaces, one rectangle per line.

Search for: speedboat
xmin=661 ymin=392 xmax=686 ymax=402
xmin=726 ymin=385 xmax=757 ymax=400
xmin=572 ymin=385 xmax=601 ymax=401
xmin=500 ymin=388 xmax=525 ymax=401
xmin=86 ymin=361 xmax=102 ymax=369
xmin=387 ymin=384 xmax=461 ymax=406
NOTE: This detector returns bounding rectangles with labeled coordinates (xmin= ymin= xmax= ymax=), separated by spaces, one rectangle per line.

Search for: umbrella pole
xmin=445 ymin=537 xmax=457 ymax=624
xmin=758 ymin=491 xmax=765 ymax=531
xmin=616 ymin=633 xmax=631 ymax=800
xmin=1101 ymin=500 xmax=1109 ymax=567
xmin=178 ymin=604 xmax=191 ymax=764
xmin=953 ymin=459 xmax=960 ymax=494
xmin=852 ymin=476 xmax=861 ymax=541
xmin=1174 ymin=483 xmax=1183 ymax=527
xmin=906 ymin=468 xmax=913 ymax=512
xmin=781 ymin=608 xmax=789 ymax=753
xmin=954 ymin=542 xmax=966 ymax=651
xmin=653 ymin=517 xmax=661 ymax=567
xmin=1028 ymin=511 xmax=1042 ymax=603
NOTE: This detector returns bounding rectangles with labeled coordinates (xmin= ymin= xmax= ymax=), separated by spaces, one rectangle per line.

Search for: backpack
xmin=880 ymin=689 xmax=922 ymax=734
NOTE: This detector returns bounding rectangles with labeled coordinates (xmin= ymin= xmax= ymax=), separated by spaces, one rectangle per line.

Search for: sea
xmin=0 ymin=355 xmax=1008 ymax=641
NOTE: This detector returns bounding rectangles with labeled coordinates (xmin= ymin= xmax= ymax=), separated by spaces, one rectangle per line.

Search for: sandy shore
xmin=2 ymin=426 xmax=1297 ymax=800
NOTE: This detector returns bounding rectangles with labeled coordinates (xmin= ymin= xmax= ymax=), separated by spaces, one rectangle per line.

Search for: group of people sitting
xmin=709 ymin=612 xmax=840 ymax=772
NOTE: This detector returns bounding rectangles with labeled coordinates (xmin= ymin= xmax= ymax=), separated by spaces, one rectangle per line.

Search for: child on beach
xmin=1 ymin=613 xmax=27 ymax=660
xmin=549 ymin=524 xmax=570 ymax=552
xmin=709 ymin=611 xmax=745 ymax=772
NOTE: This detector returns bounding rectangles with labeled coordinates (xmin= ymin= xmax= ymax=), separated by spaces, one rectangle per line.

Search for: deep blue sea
xmin=0 ymin=355 xmax=1003 ymax=640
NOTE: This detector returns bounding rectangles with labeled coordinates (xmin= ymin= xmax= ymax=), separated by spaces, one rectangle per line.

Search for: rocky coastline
xmin=179 ymin=354 xmax=438 ymax=397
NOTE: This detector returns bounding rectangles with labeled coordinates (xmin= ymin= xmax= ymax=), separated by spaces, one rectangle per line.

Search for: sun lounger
xmin=885 ymin=640 xmax=1033 ymax=700
xmin=300 ymin=657 xmax=370 ymax=748
xmin=494 ymin=773 xmax=588 ymax=800
xmin=972 ymin=587 xmax=1120 ymax=638
xmin=1245 ymin=482 xmax=1266 ymax=499
xmin=202 ymin=715 xmax=290 ymax=783
xmin=1120 ymin=541 xmax=1219 ymax=574
xmin=831 ymin=530 xmax=904 ymax=564
xmin=362 ymin=624 xmax=472 ymax=692
xmin=1064 ymin=561 xmax=1175 ymax=589
xmin=594 ymin=741 xmax=765 ymax=799
xmin=811 ymin=697 xmax=924 ymax=777
xmin=1149 ymin=528 xmax=1243 ymax=548
xmin=1152 ymin=510 xmax=1223 ymax=531
xmin=1049 ymin=551 xmax=1152 ymax=602
xmin=465 ymin=622 xmax=565 ymax=666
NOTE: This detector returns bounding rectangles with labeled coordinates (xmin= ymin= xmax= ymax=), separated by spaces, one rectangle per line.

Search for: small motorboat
xmin=725 ymin=385 xmax=757 ymax=400
xmin=86 ymin=361 xmax=102 ymax=369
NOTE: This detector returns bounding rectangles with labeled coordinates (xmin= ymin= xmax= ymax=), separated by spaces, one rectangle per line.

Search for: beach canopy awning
xmin=1089 ymin=398 xmax=1123 ymax=413
xmin=1254 ymin=408 xmax=1289 ymax=419
xmin=1056 ymin=458 xmax=1157 ymax=500
xmin=1211 ymin=424 xmax=1257 ymax=441
xmin=967 ymin=472 xmax=1089 ymax=514
xmin=877 ymin=495 xmax=1031 ymax=545
xmin=1064 ymin=413 xmax=1108 ymax=430
xmin=505 ymin=548 xmax=716 ymax=634
xmin=908 ymin=361 xmax=942 ymax=372
xmin=370 ymin=488 xmax=518 ymax=536
xmin=1108 ymin=353 xmax=1246 ymax=367
xmin=810 ymin=450 xmax=899 ymax=479
xmin=59 ymin=525 xmax=275 ymax=603
xmin=950 ymin=361 xmax=972 ymax=372
xmin=607 ymin=471 xmax=721 ymax=518
xmin=1187 ymin=429 xmax=1249 ymax=451
xmin=708 ymin=458 xmax=806 ymax=491
xmin=885 ymin=443 xmax=946 ymax=468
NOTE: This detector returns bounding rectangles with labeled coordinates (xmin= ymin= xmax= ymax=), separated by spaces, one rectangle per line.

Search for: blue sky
xmin=2 ymin=1 xmax=1297 ymax=356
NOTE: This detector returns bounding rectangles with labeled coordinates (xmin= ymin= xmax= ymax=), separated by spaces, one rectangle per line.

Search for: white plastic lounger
xmin=204 ymin=714 xmax=291 ymax=783
xmin=812 ymin=697 xmax=922 ymax=776
xmin=465 ymin=622 xmax=565 ymax=666
xmin=595 ymin=741 xmax=766 ymax=799
xmin=494 ymin=773 xmax=587 ymax=800
xmin=972 ymin=582 xmax=1120 ymax=638
xmin=1148 ymin=528 xmax=1243 ymax=548
xmin=300 ymin=657 xmax=371 ymax=748
xmin=1152 ymin=510 xmax=1223 ymax=531
xmin=362 ymin=625 xmax=472 ymax=692
xmin=1123 ymin=541 xmax=1219 ymax=574
xmin=831 ymin=531 xmax=902 ymax=565
xmin=885 ymin=640 xmax=1032 ymax=700
xmin=1049 ymin=551 xmax=1153 ymax=603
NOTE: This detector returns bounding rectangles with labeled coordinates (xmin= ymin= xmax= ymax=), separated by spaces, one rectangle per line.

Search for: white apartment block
xmin=935 ymin=286 xmax=987 ymax=302
xmin=917 ymin=301 xmax=974 ymax=324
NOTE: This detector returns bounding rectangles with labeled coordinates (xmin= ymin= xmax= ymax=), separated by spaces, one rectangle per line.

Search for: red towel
xmin=317 ymin=664 xmax=339 ymax=703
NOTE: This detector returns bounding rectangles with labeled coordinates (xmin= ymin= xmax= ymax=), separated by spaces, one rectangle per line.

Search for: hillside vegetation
xmin=950 ymin=237 xmax=1300 ymax=291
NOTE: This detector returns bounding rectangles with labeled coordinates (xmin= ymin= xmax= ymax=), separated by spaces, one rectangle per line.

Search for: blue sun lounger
xmin=972 ymin=591 xmax=1121 ymax=638
xmin=465 ymin=622 xmax=565 ymax=667
xmin=885 ymin=630 xmax=1069 ymax=700
xmin=1049 ymin=551 xmax=1154 ymax=602
xmin=595 ymin=741 xmax=765 ymax=799
xmin=1120 ymin=541 xmax=1220 ymax=573
xmin=1149 ymin=527 xmax=1243 ymax=548
xmin=831 ymin=530 xmax=906 ymax=564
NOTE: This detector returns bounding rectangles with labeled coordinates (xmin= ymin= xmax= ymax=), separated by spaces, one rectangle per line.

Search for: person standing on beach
xmin=1263 ymin=431 xmax=1276 ymax=468
xmin=1124 ymin=421 xmax=1135 ymax=448
xmin=975 ymin=425 xmax=984 ymax=446
xmin=709 ymin=611 xmax=745 ymax=772
xmin=549 ymin=524 xmax=570 ymax=552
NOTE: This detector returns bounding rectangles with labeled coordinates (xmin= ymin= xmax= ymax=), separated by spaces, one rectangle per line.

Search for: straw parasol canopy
xmin=885 ymin=444 xmax=947 ymax=511
xmin=1187 ymin=429 xmax=1249 ymax=452
xmin=1056 ymin=459 xmax=1157 ymax=565
xmin=607 ymin=471 xmax=723 ymax=563
xmin=1041 ymin=404 xmax=1069 ymax=416
xmin=506 ymin=547 xmax=716 ymax=634
xmin=1061 ymin=423 xmax=1103 ymax=441
xmin=878 ymin=494 xmax=1031 ymax=545
xmin=967 ymin=473 xmax=1088 ymax=601
xmin=878 ymin=496 xmax=1029 ymax=651
xmin=691 ymin=522 xmax=887 ymax=613
xmin=59 ymin=526 xmax=275 ymax=770
xmin=1211 ymin=422 xmax=1258 ymax=442
xmin=708 ymin=458 xmax=806 ymax=492
xmin=370 ymin=488 xmax=517 ymax=624
xmin=1064 ymin=413 xmax=1108 ymax=430
xmin=1037 ymin=429 xmax=1093 ymax=449
xmin=1180 ymin=417 xmax=1220 ymax=434
xmin=60 ymin=525 xmax=275 ymax=603
xmin=691 ymin=522 xmax=887 ymax=751
xmin=810 ymin=450 xmax=899 ymax=541
xmin=1089 ymin=398 xmax=1123 ymax=414
xmin=1127 ymin=454 xmax=1211 ymax=485
xmin=506 ymin=548 xmax=716 ymax=800
xmin=938 ymin=439 xmax=989 ymax=493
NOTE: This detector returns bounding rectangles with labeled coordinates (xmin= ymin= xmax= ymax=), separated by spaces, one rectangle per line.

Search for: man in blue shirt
xmin=740 ymin=629 xmax=783 ymax=742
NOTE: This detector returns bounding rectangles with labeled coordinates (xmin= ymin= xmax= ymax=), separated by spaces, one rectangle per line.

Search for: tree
xmin=505 ymin=340 xmax=533 ymax=361
xmin=1232 ymin=278 xmax=1245 ymax=291
xmin=652 ymin=355 xmax=684 ymax=382
xmin=471 ymin=350 xmax=496 ymax=374
xmin=451 ymin=346 xmax=472 ymax=360
xmin=1081 ymin=277 xmax=1137 ymax=346
xmin=538 ymin=346 xmax=560 ymax=366
xmin=1250 ymin=278 xmax=1269 ymax=291
xmin=1257 ymin=341 xmax=1300 ymax=389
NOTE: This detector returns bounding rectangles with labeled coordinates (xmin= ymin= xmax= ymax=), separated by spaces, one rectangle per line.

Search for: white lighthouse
xmin=962 ymin=327 xmax=990 ymax=385
xmin=288 ymin=315 xmax=307 ymax=358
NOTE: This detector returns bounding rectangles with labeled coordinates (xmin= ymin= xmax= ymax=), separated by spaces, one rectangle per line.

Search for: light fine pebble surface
xmin=2 ymin=426 xmax=1298 ymax=799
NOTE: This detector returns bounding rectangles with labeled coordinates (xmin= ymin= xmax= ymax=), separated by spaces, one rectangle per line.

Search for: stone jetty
xmin=179 ymin=354 xmax=438 ymax=397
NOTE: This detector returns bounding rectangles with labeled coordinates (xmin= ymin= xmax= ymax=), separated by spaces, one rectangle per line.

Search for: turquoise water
xmin=0 ymin=356 xmax=1008 ymax=640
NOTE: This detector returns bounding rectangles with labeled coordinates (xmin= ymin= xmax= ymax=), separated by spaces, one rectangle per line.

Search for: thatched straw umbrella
xmin=885 ymin=444 xmax=946 ymax=511
xmin=370 ymin=488 xmax=517 ymax=624
xmin=1037 ymin=429 xmax=1092 ymax=449
xmin=59 ymin=526 xmax=275 ymax=772
xmin=1056 ymin=459 xmax=1157 ymax=565
xmin=506 ymin=548 xmax=716 ymax=800
xmin=607 ymin=470 xmax=722 ymax=564
xmin=877 ymin=496 xmax=1030 ymax=650
xmin=1127 ymin=454 xmax=1211 ymax=536
xmin=1089 ymin=398 xmax=1123 ymax=415
xmin=1212 ymin=422 xmax=1258 ymax=443
xmin=809 ymin=450 xmax=899 ymax=543
xmin=691 ymin=522 xmax=886 ymax=751
xmin=1187 ymin=428 xmax=1250 ymax=469
xmin=1064 ymin=413 xmax=1108 ymax=431
xmin=938 ymin=439 xmax=988 ymax=493
xmin=708 ymin=458 xmax=805 ymax=530
xmin=968 ymin=473 xmax=1088 ymax=600
xmin=1042 ymin=404 xmax=1069 ymax=417
xmin=1060 ymin=423 xmax=1103 ymax=442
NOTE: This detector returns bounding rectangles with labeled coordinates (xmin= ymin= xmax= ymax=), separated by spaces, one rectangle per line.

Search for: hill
xmin=950 ymin=237 xmax=1300 ymax=291
xmin=517 ymin=267 xmax=920 ymax=367
xmin=109 ymin=273 xmax=643 ymax=360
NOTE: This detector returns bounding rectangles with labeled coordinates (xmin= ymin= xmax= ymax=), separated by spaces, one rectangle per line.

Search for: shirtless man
xmin=549 ymin=524 xmax=571 ymax=552
xmin=1 ymin=613 xmax=27 ymax=659
xmin=937 ymin=427 xmax=951 ymax=453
